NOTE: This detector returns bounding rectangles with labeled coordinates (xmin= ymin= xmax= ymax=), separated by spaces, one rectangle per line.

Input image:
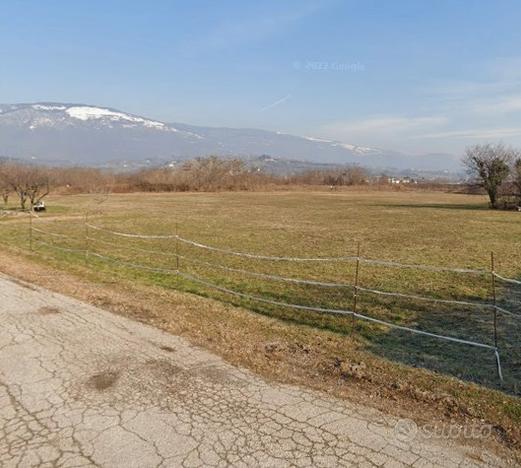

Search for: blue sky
xmin=1 ymin=0 xmax=520 ymax=155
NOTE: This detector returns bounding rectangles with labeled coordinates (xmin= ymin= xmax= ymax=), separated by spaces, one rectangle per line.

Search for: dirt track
xmin=0 ymin=273 xmax=510 ymax=467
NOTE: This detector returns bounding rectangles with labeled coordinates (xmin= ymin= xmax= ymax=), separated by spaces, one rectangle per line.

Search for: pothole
xmin=87 ymin=371 xmax=120 ymax=391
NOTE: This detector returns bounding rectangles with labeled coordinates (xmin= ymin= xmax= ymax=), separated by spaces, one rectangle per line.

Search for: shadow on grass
xmin=375 ymin=203 xmax=490 ymax=211
xmin=27 ymin=243 xmax=521 ymax=396
xmin=363 ymin=302 xmax=521 ymax=395
xmin=192 ymin=280 xmax=521 ymax=395
xmin=191 ymin=281 xmax=521 ymax=395
xmin=166 ymin=266 xmax=521 ymax=395
xmin=366 ymin=330 xmax=501 ymax=388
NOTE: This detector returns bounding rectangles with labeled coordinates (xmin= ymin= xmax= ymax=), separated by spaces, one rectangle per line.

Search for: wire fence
xmin=27 ymin=217 xmax=521 ymax=384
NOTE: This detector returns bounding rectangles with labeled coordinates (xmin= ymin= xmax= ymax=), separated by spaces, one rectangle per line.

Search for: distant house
xmin=388 ymin=176 xmax=418 ymax=185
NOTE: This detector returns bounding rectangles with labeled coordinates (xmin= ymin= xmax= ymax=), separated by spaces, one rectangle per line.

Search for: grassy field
xmin=1 ymin=189 xmax=520 ymax=394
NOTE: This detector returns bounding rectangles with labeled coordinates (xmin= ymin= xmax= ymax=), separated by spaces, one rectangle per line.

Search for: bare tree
xmin=288 ymin=166 xmax=368 ymax=187
xmin=1 ymin=188 xmax=9 ymax=206
xmin=463 ymin=143 xmax=516 ymax=208
xmin=0 ymin=163 xmax=50 ymax=210
xmin=0 ymin=165 xmax=9 ymax=207
xmin=0 ymin=176 xmax=9 ymax=206
xmin=514 ymin=158 xmax=521 ymax=204
xmin=48 ymin=166 xmax=114 ymax=194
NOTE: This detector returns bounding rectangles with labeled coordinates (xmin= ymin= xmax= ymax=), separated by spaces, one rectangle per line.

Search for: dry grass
xmin=5 ymin=190 xmax=519 ymax=386
xmin=1 ymin=189 xmax=521 ymax=455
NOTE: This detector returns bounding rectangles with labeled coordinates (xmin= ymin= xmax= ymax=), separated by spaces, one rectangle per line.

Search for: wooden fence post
xmin=28 ymin=211 xmax=33 ymax=251
xmin=175 ymin=223 xmax=180 ymax=271
xmin=84 ymin=212 xmax=89 ymax=264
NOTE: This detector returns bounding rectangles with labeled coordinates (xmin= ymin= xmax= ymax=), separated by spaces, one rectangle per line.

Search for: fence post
xmin=28 ymin=210 xmax=33 ymax=251
xmin=490 ymin=252 xmax=498 ymax=349
xmin=351 ymin=241 xmax=361 ymax=333
xmin=84 ymin=212 xmax=89 ymax=264
xmin=490 ymin=252 xmax=503 ymax=382
xmin=175 ymin=222 xmax=180 ymax=271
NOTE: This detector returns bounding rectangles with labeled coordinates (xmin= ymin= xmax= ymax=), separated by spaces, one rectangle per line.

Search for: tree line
xmin=0 ymin=157 xmax=371 ymax=209
xmin=3 ymin=145 xmax=520 ymax=211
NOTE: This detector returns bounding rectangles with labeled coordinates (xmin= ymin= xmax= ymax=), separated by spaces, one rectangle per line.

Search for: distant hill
xmin=0 ymin=103 xmax=460 ymax=171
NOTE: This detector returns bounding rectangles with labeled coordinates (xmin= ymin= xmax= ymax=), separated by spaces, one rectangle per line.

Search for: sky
xmin=1 ymin=0 xmax=521 ymax=156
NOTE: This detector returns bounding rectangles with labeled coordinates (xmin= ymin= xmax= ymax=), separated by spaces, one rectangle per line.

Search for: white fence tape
xmin=86 ymin=234 xmax=503 ymax=311
xmin=494 ymin=305 xmax=521 ymax=319
xmin=32 ymin=226 xmax=519 ymax=319
xmin=32 ymin=230 xmax=506 ymax=379
xmin=86 ymin=223 xmax=487 ymax=274
xmin=494 ymin=272 xmax=521 ymax=286
xmin=176 ymin=271 xmax=496 ymax=349
xmin=32 ymin=227 xmax=73 ymax=239
xmin=176 ymin=235 xmax=487 ymax=273
xmin=78 ymin=245 xmax=501 ymax=351
xmin=176 ymin=270 xmax=500 ymax=351
xmin=495 ymin=350 xmax=503 ymax=381
xmin=178 ymin=253 xmax=513 ymax=315
xmin=177 ymin=236 xmax=358 ymax=262
xmin=88 ymin=236 xmax=351 ymax=287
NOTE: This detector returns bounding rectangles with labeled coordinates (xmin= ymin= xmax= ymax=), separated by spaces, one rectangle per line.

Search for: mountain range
xmin=0 ymin=103 xmax=460 ymax=171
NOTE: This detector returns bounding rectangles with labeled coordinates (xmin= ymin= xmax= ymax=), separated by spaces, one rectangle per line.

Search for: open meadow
xmin=1 ymin=189 xmax=520 ymax=393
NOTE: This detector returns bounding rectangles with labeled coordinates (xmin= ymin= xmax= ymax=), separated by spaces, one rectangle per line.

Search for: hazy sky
xmin=1 ymin=0 xmax=521 ymax=155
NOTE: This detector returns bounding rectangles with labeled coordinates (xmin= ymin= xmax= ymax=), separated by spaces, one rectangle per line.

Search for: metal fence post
xmin=490 ymin=252 xmax=498 ymax=349
xmin=490 ymin=252 xmax=503 ymax=382
xmin=351 ymin=241 xmax=361 ymax=333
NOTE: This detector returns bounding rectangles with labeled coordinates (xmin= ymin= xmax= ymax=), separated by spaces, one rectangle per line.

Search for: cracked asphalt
xmin=0 ymin=273 xmax=509 ymax=467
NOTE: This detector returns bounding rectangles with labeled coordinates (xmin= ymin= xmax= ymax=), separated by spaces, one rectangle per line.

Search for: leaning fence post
xmin=351 ymin=241 xmax=361 ymax=333
xmin=495 ymin=350 xmax=504 ymax=382
xmin=490 ymin=252 xmax=503 ymax=382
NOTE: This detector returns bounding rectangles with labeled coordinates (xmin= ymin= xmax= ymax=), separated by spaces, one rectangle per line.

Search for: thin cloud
xmin=321 ymin=115 xmax=448 ymax=135
xmin=314 ymin=115 xmax=451 ymax=154
xmin=471 ymin=94 xmax=521 ymax=114
xmin=423 ymin=80 xmax=517 ymax=100
xmin=411 ymin=127 xmax=521 ymax=140
xmin=260 ymin=94 xmax=292 ymax=112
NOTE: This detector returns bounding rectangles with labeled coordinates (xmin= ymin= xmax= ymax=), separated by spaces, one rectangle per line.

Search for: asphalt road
xmin=0 ymin=273 xmax=508 ymax=467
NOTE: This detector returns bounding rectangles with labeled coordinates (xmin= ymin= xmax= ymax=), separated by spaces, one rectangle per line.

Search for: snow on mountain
xmin=0 ymin=103 xmax=187 ymax=133
xmin=304 ymin=136 xmax=383 ymax=156
xmin=32 ymin=104 xmax=67 ymax=111
xmin=0 ymin=102 xmax=459 ymax=170
xmin=331 ymin=142 xmax=381 ymax=155
xmin=65 ymin=106 xmax=167 ymax=129
xmin=304 ymin=136 xmax=332 ymax=143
